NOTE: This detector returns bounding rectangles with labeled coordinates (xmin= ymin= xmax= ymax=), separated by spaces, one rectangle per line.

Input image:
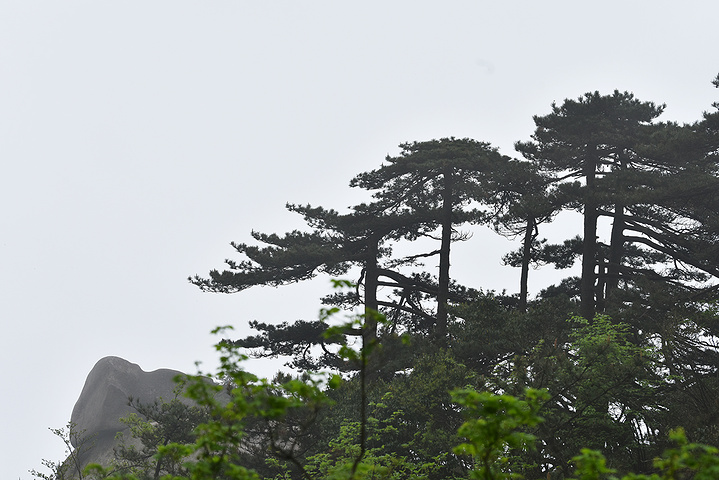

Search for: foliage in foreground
xmin=35 ymin=309 xmax=719 ymax=480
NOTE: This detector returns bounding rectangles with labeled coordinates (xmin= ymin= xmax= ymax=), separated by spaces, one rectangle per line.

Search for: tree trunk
xmin=605 ymin=203 xmax=625 ymax=305
xmin=436 ymin=168 xmax=454 ymax=341
xmin=519 ymin=216 xmax=537 ymax=313
xmin=595 ymin=256 xmax=606 ymax=313
xmin=363 ymin=236 xmax=380 ymax=345
xmin=581 ymin=149 xmax=598 ymax=320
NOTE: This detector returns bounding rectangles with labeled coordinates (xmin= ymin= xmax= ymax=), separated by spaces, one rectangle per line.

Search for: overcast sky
xmin=3 ymin=2 xmax=718 ymax=477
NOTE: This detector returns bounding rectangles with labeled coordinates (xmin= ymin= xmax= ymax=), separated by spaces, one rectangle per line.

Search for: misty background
xmin=2 ymin=2 xmax=718 ymax=478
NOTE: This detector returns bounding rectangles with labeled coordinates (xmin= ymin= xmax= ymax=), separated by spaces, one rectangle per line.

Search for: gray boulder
xmin=69 ymin=356 xmax=191 ymax=472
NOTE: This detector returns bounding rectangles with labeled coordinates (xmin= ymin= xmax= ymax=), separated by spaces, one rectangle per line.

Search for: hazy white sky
xmin=2 ymin=2 xmax=718 ymax=477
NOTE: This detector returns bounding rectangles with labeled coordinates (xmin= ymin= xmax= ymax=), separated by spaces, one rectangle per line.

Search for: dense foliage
xmin=35 ymin=75 xmax=719 ymax=480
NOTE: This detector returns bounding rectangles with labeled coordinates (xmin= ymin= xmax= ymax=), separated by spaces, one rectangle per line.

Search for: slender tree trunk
xmin=436 ymin=168 xmax=454 ymax=341
xmin=363 ymin=236 xmax=379 ymax=345
xmin=605 ymin=203 xmax=624 ymax=305
xmin=595 ymin=257 xmax=606 ymax=312
xmin=154 ymin=438 xmax=170 ymax=480
xmin=519 ymin=216 xmax=537 ymax=313
xmin=605 ymin=155 xmax=626 ymax=307
xmin=581 ymin=149 xmax=598 ymax=320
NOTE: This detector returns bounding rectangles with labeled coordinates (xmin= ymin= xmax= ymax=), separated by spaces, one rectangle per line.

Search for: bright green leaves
xmin=452 ymin=388 xmax=548 ymax=480
xmin=302 ymin=418 xmax=443 ymax=480
xmin=134 ymin=326 xmax=339 ymax=480
xmin=566 ymin=315 xmax=651 ymax=374
xmin=569 ymin=428 xmax=719 ymax=480
xmin=570 ymin=448 xmax=619 ymax=480
xmin=650 ymin=428 xmax=719 ymax=480
xmin=327 ymin=373 xmax=342 ymax=390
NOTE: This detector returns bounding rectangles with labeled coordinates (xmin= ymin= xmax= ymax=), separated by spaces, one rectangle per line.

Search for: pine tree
xmin=351 ymin=138 xmax=510 ymax=339
xmin=516 ymin=91 xmax=666 ymax=319
xmin=489 ymin=158 xmax=559 ymax=311
xmin=191 ymin=202 xmax=437 ymax=357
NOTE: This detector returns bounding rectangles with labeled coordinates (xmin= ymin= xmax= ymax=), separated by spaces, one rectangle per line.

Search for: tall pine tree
xmin=351 ymin=138 xmax=510 ymax=339
xmin=516 ymin=91 xmax=665 ymax=319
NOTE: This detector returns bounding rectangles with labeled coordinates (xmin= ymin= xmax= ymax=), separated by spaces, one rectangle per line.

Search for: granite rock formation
xmin=68 ymin=356 xmax=191 ymax=472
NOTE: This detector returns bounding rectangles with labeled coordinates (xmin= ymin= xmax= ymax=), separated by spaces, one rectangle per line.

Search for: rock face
xmin=69 ymin=356 xmax=189 ymax=471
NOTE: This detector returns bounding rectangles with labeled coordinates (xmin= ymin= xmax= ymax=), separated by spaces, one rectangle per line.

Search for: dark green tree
xmin=112 ymin=393 xmax=209 ymax=480
xmin=516 ymin=90 xmax=666 ymax=319
xmin=192 ymin=139 xmax=514 ymax=366
xmin=351 ymin=138 xmax=511 ymax=339
xmin=488 ymin=158 xmax=561 ymax=311
xmin=191 ymin=201 xmax=456 ymax=375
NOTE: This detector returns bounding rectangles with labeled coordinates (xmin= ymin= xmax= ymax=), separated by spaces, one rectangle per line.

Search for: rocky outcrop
xmin=69 ymin=356 xmax=191 ymax=472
